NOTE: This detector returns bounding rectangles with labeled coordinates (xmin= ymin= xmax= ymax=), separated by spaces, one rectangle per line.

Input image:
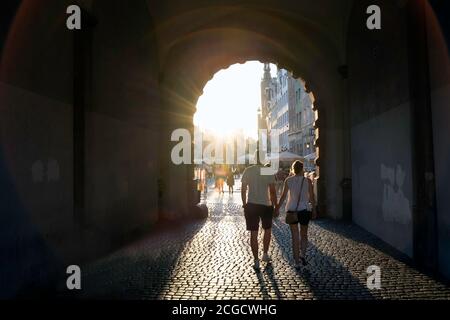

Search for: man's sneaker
xmin=253 ymin=259 xmax=260 ymax=270
xmin=262 ymin=253 xmax=272 ymax=263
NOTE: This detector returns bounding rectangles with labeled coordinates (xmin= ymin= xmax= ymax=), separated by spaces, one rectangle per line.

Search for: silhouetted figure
xmin=277 ymin=160 xmax=317 ymax=268
xmin=215 ymin=165 xmax=226 ymax=194
xmin=241 ymin=152 xmax=278 ymax=270
xmin=226 ymin=171 xmax=235 ymax=194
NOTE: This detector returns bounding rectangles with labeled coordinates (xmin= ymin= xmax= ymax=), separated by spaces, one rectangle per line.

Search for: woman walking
xmin=276 ymin=160 xmax=316 ymax=268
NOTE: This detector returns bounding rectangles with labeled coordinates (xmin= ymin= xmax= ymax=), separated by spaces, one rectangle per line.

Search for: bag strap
xmin=294 ymin=177 xmax=305 ymax=211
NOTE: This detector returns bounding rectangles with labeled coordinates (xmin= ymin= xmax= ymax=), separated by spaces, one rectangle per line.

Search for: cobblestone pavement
xmin=75 ymin=182 xmax=450 ymax=300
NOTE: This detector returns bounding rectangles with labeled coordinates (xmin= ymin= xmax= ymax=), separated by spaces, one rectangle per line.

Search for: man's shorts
xmin=244 ymin=203 xmax=274 ymax=231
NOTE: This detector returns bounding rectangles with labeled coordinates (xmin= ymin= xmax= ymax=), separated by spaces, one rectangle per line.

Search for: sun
xmin=193 ymin=61 xmax=277 ymax=140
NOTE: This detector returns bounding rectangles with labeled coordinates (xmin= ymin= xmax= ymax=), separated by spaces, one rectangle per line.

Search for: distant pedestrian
xmin=226 ymin=170 xmax=235 ymax=194
xmin=218 ymin=165 xmax=228 ymax=194
xmin=276 ymin=160 xmax=316 ymax=268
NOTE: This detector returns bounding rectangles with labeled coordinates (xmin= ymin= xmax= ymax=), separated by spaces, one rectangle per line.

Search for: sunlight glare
xmin=194 ymin=61 xmax=277 ymax=139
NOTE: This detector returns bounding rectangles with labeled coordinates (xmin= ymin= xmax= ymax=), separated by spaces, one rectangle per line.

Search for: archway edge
xmin=161 ymin=27 xmax=342 ymax=115
xmin=160 ymin=26 xmax=347 ymax=220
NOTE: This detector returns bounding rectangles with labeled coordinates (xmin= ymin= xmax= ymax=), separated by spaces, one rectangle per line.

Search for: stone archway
xmin=0 ymin=0 xmax=352 ymax=230
xmin=189 ymin=60 xmax=322 ymax=207
xmin=157 ymin=11 xmax=350 ymax=221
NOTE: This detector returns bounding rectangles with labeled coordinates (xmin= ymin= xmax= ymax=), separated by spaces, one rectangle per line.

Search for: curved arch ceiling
xmin=153 ymin=1 xmax=353 ymax=64
xmin=151 ymin=0 xmax=354 ymax=105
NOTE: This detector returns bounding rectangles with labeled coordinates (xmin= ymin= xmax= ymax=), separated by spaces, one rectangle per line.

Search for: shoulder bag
xmin=285 ymin=177 xmax=305 ymax=224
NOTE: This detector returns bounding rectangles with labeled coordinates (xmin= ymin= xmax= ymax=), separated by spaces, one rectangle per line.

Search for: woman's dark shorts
xmin=244 ymin=203 xmax=273 ymax=231
xmin=287 ymin=210 xmax=312 ymax=226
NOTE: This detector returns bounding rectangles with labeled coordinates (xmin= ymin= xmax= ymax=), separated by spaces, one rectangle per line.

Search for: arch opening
xmin=190 ymin=60 xmax=320 ymax=208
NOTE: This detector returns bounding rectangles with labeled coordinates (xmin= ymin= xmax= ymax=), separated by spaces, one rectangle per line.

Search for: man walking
xmin=241 ymin=152 xmax=278 ymax=270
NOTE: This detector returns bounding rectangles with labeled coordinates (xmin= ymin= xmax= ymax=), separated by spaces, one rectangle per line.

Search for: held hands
xmin=273 ymin=204 xmax=280 ymax=218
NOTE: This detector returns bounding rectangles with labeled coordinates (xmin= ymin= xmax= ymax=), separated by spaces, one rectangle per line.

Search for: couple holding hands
xmin=241 ymin=159 xmax=317 ymax=270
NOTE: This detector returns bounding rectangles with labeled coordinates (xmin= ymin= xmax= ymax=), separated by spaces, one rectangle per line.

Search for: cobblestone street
xmin=75 ymin=182 xmax=450 ymax=300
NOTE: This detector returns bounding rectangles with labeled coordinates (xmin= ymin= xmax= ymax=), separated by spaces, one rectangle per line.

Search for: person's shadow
xmin=271 ymin=219 xmax=375 ymax=300
xmin=61 ymin=218 xmax=207 ymax=299
xmin=254 ymin=264 xmax=283 ymax=300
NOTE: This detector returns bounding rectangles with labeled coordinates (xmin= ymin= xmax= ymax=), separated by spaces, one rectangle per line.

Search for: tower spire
xmin=263 ymin=63 xmax=271 ymax=80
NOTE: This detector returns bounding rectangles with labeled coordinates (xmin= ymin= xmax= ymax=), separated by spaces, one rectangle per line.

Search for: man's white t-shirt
xmin=241 ymin=165 xmax=276 ymax=206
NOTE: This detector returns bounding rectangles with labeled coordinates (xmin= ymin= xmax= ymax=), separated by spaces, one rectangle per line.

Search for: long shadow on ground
xmin=59 ymin=219 xmax=207 ymax=300
xmin=315 ymin=220 xmax=412 ymax=264
xmin=315 ymin=219 xmax=450 ymax=289
xmin=271 ymin=219 xmax=375 ymax=300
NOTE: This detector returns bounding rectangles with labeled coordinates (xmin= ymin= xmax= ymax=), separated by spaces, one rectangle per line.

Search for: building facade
xmin=260 ymin=64 xmax=316 ymax=171
xmin=288 ymin=78 xmax=316 ymax=171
